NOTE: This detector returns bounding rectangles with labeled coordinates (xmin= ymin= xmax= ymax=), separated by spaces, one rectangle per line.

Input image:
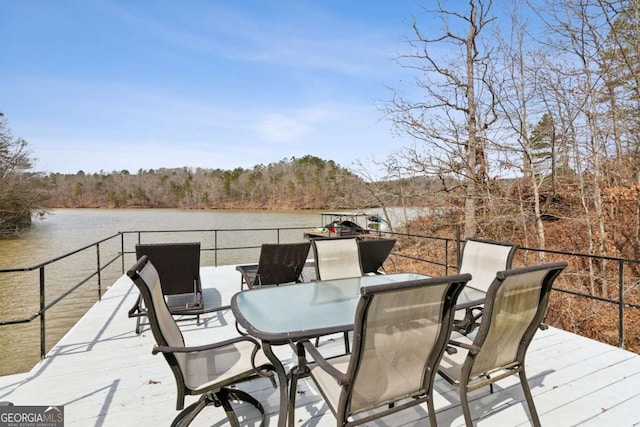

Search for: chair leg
xmin=519 ymin=369 xmax=541 ymax=427
xmin=128 ymin=294 xmax=145 ymax=334
xmin=460 ymin=386 xmax=473 ymax=427
xmin=172 ymin=388 xmax=266 ymax=427
xmin=135 ymin=315 xmax=141 ymax=334
xmin=426 ymin=393 xmax=438 ymax=427
xmin=171 ymin=393 xmax=210 ymax=427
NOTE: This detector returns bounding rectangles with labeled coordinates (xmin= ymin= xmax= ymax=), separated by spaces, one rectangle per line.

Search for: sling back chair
xmin=236 ymin=242 xmax=310 ymax=290
xmin=127 ymin=256 xmax=275 ymax=427
xmin=439 ymin=262 xmax=567 ymax=427
xmin=311 ymin=237 xmax=363 ymax=353
xmin=289 ymin=273 xmax=470 ymax=427
xmin=128 ymin=242 xmax=229 ymax=334
xmin=357 ymin=238 xmax=396 ymax=275
xmin=454 ymin=238 xmax=518 ymax=335
xmin=312 ymin=237 xmax=363 ymax=281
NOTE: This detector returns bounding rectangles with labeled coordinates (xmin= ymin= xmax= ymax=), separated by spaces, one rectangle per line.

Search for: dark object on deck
xmin=236 ymin=242 xmax=310 ymax=290
xmin=358 ymin=238 xmax=396 ymax=274
xmin=127 ymin=256 xmax=275 ymax=427
xmin=128 ymin=242 xmax=227 ymax=334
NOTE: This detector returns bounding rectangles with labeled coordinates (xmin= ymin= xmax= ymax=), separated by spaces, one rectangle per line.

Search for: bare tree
xmin=386 ymin=0 xmax=498 ymax=238
xmin=490 ymin=2 xmax=556 ymax=252
xmin=0 ymin=116 xmax=43 ymax=233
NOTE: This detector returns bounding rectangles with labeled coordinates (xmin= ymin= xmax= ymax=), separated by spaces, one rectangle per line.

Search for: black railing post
xmin=619 ymin=260 xmax=625 ymax=349
xmin=120 ymin=232 xmax=125 ymax=274
xmin=455 ymin=224 xmax=462 ymax=268
xmin=445 ymin=239 xmax=450 ymax=275
xmin=39 ymin=266 xmax=46 ymax=359
xmin=96 ymin=243 xmax=102 ymax=301
xmin=214 ymin=230 xmax=218 ymax=267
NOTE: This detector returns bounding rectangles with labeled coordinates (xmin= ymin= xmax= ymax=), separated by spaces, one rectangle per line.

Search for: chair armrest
xmin=152 ymin=335 xmax=261 ymax=355
xmin=300 ymin=340 xmax=350 ymax=386
xmin=153 ymin=335 xmax=274 ymax=385
xmin=237 ymin=265 xmax=258 ymax=289
xmin=448 ymin=339 xmax=481 ymax=355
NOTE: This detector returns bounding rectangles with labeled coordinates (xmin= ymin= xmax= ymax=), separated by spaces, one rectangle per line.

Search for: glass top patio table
xmin=231 ymin=272 xmax=480 ymax=427
xmin=231 ymin=273 xmax=430 ymax=344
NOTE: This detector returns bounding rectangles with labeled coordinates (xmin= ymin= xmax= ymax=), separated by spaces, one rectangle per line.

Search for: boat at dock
xmin=303 ymin=211 xmax=387 ymax=239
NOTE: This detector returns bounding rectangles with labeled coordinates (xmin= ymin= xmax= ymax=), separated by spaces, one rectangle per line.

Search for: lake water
xmin=0 ymin=208 xmax=323 ymax=376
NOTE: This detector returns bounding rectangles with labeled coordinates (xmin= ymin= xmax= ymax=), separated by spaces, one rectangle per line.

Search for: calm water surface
xmin=0 ymin=209 xmax=320 ymax=376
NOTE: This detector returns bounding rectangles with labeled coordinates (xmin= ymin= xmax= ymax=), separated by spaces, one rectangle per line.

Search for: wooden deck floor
xmin=1 ymin=265 xmax=640 ymax=426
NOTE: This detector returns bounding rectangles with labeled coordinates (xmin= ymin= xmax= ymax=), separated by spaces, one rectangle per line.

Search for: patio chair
xmin=458 ymin=238 xmax=518 ymax=292
xmin=357 ymin=238 xmax=396 ymax=274
xmin=289 ymin=273 xmax=470 ymax=427
xmin=312 ymin=237 xmax=363 ymax=352
xmin=127 ymin=256 xmax=275 ymax=427
xmin=236 ymin=242 xmax=310 ymax=290
xmin=439 ymin=261 xmax=568 ymax=427
xmin=454 ymin=238 xmax=518 ymax=334
xmin=128 ymin=242 xmax=226 ymax=334
xmin=312 ymin=237 xmax=362 ymax=281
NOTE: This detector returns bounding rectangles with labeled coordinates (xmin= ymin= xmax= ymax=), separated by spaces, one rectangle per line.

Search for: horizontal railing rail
xmin=1 ymin=223 xmax=639 ymax=367
xmin=119 ymin=226 xmax=314 ymax=268
xmin=0 ymin=226 xmax=317 ymax=361
xmin=0 ymin=233 xmax=123 ymax=359
xmin=381 ymin=228 xmax=640 ymax=349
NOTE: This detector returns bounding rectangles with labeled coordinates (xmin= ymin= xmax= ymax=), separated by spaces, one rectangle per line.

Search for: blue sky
xmin=1 ymin=0 xmax=428 ymax=175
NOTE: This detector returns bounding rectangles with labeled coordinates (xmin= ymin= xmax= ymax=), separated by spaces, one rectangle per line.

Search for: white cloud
xmin=257 ymin=108 xmax=332 ymax=143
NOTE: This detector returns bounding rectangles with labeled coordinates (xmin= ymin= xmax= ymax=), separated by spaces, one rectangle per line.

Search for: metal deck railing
xmin=1 ymin=225 xmax=639 ymax=364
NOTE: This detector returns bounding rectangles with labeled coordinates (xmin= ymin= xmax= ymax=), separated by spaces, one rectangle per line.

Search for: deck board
xmin=1 ymin=265 xmax=640 ymax=426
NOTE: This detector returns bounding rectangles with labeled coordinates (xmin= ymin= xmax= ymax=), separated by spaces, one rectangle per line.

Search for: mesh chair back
xmin=345 ymin=274 xmax=469 ymax=415
xmin=469 ymin=262 xmax=567 ymax=378
xmin=127 ymin=257 xmax=187 ymax=369
xmin=313 ymin=238 xmax=362 ymax=281
xmin=255 ymin=242 xmax=310 ymax=286
xmin=358 ymin=238 xmax=396 ymax=274
xmin=459 ymin=238 xmax=517 ymax=292
xmin=135 ymin=242 xmax=201 ymax=296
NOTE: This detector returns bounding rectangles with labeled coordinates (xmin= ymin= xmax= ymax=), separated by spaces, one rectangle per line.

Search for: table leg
xmin=262 ymin=342 xmax=288 ymax=427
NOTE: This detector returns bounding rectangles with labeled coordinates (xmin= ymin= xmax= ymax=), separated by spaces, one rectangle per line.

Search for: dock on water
xmin=1 ymin=265 xmax=640 ymax=426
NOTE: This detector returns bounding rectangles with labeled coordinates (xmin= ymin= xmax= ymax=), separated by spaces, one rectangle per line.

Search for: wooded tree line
xmin=39 ymin=155 xmax=438 ymax=214
xmin=38 ymin=156 xmax=385 ymax=210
